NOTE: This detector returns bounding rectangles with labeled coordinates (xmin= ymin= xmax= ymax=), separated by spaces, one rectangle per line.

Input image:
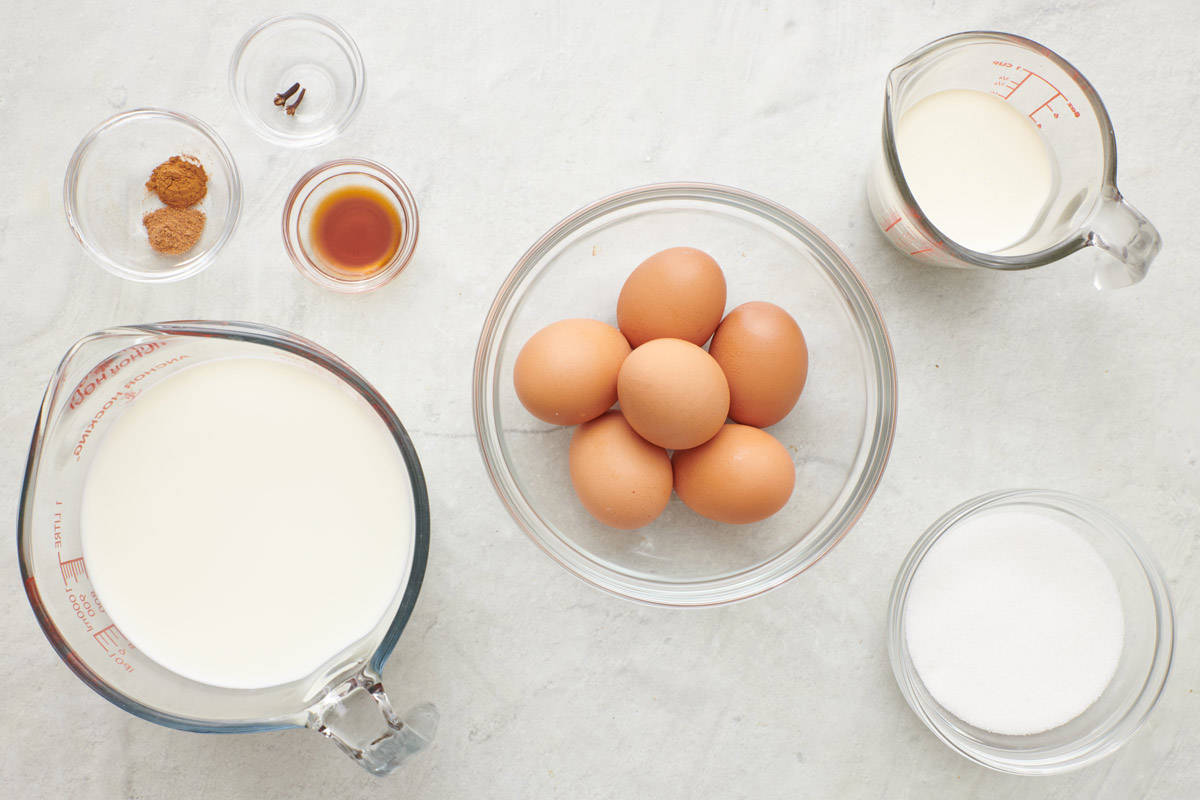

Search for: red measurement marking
xmin=93 ymin=624 xmax=131 ymax=653
xmin=884 ymin=216 xmax=902 ymax=232
xmin=999 ymin=65 xmax=1082 ymax=128
xmin=1028 ymin=93 xmax=1064 ymax=127
xmin=58 ymin=553 xmax=88 ymax=586
xmin=1015 ymin=66 xmax=1056 ymax=91
xmin=1003 ymin=71 xmax=1032 ymax=99
xmin=909 ymin=247 xmax=934 ymax=255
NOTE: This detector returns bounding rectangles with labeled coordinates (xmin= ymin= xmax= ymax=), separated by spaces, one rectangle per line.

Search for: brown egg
xmin=673 ymin=424 xmax=795 ymax=524
xmin=569 ymin=411 xmax=673 ymax=530
xmin=617 ymin=338 xmax=729 ymax=450
xmin=617 ymin=247 xmax=727 ymax=347
xmin=708 ymin=301 xmax=808 ymax=428
xmin=514 ymin=319 xmax=631 ymax=425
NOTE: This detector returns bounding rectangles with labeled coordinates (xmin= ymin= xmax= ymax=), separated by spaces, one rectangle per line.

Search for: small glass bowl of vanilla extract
xmin=283 ymin=158 xmax=419 ymax=292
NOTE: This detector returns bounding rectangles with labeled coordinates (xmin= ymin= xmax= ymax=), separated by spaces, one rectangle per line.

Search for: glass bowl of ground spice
xmin=64 ymin=108 xmax=242 ymax=282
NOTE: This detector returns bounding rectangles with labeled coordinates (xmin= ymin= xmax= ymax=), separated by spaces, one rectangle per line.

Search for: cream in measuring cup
xmin=20 ymin=322 xmax=435 ymax=776
xmin=869 ymin=31 xmax=1162 ymax=288
xmin=894 ymin=89 xmax=1055 ymax=254
xmin=81 ymin=356 xmax=413 ymax=689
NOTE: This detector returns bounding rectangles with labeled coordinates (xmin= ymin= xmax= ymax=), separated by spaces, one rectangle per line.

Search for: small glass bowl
xmin=282 ymin=159 xmax=419 ymax=293
xmin=63 ymin=108 xmax=242 ymax=283
xmin=473 ymin=183 xmax=897 ymax=606
xmin=229 ymin=13 xmax=365 ymax=148
xmin=888 ymin=489 xmax=1174 ymax=775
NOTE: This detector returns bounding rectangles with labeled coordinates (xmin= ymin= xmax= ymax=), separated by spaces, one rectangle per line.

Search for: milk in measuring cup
xmin=80 ymin=357 xmax=414 ymax=689
xmin=895 ymin=89 xmax=1055 ymax=253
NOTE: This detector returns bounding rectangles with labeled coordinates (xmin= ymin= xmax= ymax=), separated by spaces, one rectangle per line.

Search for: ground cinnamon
xmin=143 ymin=207 xmax=206 ymax=255
xmin=146 ymin=156 xmax=208 ymax=208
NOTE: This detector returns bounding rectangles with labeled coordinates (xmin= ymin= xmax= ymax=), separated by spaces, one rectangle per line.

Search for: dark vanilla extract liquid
xmin=310 ymin=186 xmax=402 ymax=274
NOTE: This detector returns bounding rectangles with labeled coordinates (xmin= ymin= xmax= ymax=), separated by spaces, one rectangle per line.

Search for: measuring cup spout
xmin=1087 ymin=187 xmax=1162 ymax=290
xmin=308 ymin=667 xmax=438 ymax=776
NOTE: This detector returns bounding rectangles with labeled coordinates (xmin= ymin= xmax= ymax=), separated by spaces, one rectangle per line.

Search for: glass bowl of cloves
xmin=228 ymin=13 xmax=366 ymax=148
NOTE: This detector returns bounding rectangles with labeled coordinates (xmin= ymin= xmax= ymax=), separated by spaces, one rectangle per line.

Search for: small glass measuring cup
xmin=18 ymin=321 xmax=435 ymax=776
xmin=868 ymin=31 xmax=1161 ymax=289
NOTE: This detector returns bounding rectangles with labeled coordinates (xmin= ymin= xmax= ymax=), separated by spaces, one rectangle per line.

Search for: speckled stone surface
xmin=2 ymin=1 xmax=1198 ymax=797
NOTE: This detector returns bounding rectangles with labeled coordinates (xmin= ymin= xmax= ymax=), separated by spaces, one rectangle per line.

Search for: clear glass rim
xmin=228 ymin=12 xmax=366 ymax=148
xmin=881 ymin=30 xmax=1118 ymax=270
xmin=886 ymin=488 xmax=1175 ymax=774
xmin=472 ymin=181 xmax=898 ymax=607
xmin=281 ymin=158 xmax=420 ymax=293
xmin=17 ymin=321 xmax=431 ymax=733
xmin=62 ymin=108 xmax=243 ymax=284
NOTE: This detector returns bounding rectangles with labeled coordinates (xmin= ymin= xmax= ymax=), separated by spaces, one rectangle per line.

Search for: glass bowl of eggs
xmin=473 ymin=183 xmax=897 ymax=606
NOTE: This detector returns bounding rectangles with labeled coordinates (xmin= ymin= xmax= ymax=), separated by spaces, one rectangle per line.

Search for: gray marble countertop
xmin=3 ymin=1 xmax=1197 ymax=797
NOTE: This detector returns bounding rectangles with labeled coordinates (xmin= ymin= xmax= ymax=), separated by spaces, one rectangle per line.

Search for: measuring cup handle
xmin=1087 ymin=189 xmax=1162 ymax=289
xmin=307 ymin=667 xmax=438 ymax=776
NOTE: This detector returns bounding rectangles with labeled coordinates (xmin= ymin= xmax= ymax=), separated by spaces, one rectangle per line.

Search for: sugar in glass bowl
xmin=888 ymin=489 xmax=1174 ymax=774
xmin=64 ymin=108 xmax=242 ymax=283
xmin=474 ymin=183 xmax=897 ymax=606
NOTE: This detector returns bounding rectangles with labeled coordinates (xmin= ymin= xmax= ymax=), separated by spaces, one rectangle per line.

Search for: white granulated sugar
xmin=904 ymin=509 xmax=1125 ymax=736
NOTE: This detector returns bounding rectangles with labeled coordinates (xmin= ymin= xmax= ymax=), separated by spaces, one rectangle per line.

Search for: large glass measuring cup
xmin=18 ymin=321 xmax=436 ymax=776
xmin=868 ymin=31 xmax=1161 ymax=289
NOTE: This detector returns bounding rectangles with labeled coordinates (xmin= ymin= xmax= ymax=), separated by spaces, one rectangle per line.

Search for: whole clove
xmin=274 ymin=82 xmax=301 ymax=107
xmin=285 ymin=87 xmax=306 ymax=116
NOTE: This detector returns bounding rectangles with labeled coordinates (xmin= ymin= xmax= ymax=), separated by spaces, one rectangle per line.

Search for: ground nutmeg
xmin=146 ymin=155 xmax=208 ymax=208
xmin=143 ymin=207 xmax=206 ymax=255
